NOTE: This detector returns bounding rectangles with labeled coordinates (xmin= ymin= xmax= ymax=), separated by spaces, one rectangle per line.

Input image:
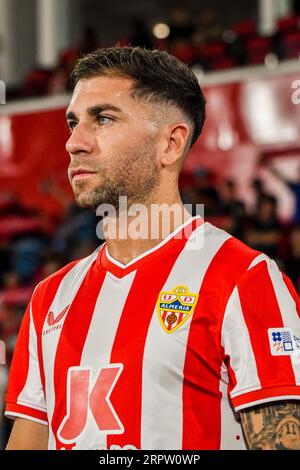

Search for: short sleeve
xmin=5 ymin=298 xmax=48 ymax=425
xmin=221 ymin=256 xmax=300 ymax=412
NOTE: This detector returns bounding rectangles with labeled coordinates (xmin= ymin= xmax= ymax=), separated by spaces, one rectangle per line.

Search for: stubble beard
xmin=72 ymin=139 xmax=161 ymax=213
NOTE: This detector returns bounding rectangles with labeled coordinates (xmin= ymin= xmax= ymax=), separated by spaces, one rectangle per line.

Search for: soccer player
xmin=5 ymin=47 xmax=300 ymax=450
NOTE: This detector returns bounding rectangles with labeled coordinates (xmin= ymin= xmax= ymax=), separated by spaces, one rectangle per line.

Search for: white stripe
xmin=266 ymin=259 xmax=300 ymax=385
xmin=42 ymin=248 xmax=100 ymax=449
xmin=4 ymin=411 xmax=48 ymax=426
xmin=247 ymin=253 xmax=269 ymax=270
xmin=17 ymin=302 xmax=47 ymax=413
xmin=73 ymin=270 xmax=136 ymax=450
xmin=219 ymin=363 xmax=246 ymax=450
xmin=141 ymin=223 xmax=231 ymax=449
xmin=221 ymin=287 xmax=261 ymax=400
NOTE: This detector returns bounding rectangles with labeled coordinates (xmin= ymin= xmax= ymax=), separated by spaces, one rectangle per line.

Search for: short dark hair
xmin=70 ymin=46 xmax=206 ymax=147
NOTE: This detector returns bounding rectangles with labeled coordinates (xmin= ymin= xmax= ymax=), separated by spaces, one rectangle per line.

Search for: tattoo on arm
xmin=240 ymin=401 xmax=300 ymax=450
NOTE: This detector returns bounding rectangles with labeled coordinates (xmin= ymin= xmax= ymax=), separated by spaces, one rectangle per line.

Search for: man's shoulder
xmin=205 ymin=222 xmax=260 ymax=261
xmin=36 ymin=259 xmax=82 ymax=292
xmin=33 ymin=247 xmax=101 ymax=300
xmin=25 ymin=248 xmax=102 ymax=329
xmin=204 ymin=222 xmax=264 ymax=279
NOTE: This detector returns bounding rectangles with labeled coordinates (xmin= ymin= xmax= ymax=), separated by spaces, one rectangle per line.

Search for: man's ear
xmin=160 ymin=123 xmax=190 ymax=167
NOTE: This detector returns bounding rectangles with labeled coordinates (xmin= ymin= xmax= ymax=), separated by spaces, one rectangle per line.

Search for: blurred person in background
xmin=221 ymin=179 xmax=246 ymax=221
xmin=48 ymin=27 xmax=99 ymax=96
xmin=193 ymin=7 xmax=223 ymax=46
xmin=78 ymin=27 xmax=98 ymax=56
xmin=128 ymin=19 xmax=153 ymax=49
xmin=51 ymin=203 xmax=100 ymax=260
xmin=188 ymin=168 xmax=223 ymax=217
xmin=219 ymin=179 xmax=246 ymax=238
xmin=168 ymin=5 xmax=195 ymax=44
xmin=251 ymin=178 xmax=269 ymax=207
xmin=245 ymin=195 xmax=282 ymax=261
xmin=285 ymin=224 xmax=300 ymax=293
xmin=168 ymin=5 xmax=197 ymax=64
xmin=264 ymin=162 xmax=300 ymax=224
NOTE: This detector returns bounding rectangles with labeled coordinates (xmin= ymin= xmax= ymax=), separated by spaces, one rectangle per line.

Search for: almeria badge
xmin=157 ymin=286 xmax=198 ymax=334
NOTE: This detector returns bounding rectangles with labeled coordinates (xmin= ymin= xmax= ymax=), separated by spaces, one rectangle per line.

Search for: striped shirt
xmin=5 ymin=217 xmax=300 ymax=449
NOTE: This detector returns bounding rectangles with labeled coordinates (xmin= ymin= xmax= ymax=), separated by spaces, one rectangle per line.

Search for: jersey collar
xmin=98 ymin=216 xmax=203 ymax=278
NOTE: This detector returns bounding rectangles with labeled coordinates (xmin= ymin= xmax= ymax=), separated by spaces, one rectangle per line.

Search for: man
xmin=5 ymin=47 xmax=300 ymax=450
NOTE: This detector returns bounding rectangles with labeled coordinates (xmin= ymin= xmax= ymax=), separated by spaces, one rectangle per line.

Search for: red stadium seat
xmin=232 ymin=19 xmax=256 ymax=39
xmin=22 ymin=69 xmax=52 ymax=97
xmin=277 ymin=15 xmax=299 ymax=33
xmin=199 ymin=41 xmax=235 ymax=70
xmin=201 ymin=41 xmax=226 ymax=60
xmin=281 ymin=31 xmax=300 ymax=58
xmin=171 ymin=43 xmax=197 ymax=63
xmin=209 ymin=56 xmax=236 ymax=71
xmin=245 ymin=36 xmax=272 ymax=64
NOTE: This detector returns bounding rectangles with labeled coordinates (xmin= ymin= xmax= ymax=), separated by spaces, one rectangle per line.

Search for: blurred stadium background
xmin=0 ymin=0 xmax=300 ymax=448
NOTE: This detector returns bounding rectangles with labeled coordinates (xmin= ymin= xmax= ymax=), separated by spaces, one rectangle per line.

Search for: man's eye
xmin=68 ymin=121 xmax=77 ymax=131
xmin=97 ymin=115 xmax=113 ymax=125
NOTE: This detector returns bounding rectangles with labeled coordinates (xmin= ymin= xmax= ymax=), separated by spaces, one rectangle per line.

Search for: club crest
xmin=157 ymin=286 xmax=198 ymax=334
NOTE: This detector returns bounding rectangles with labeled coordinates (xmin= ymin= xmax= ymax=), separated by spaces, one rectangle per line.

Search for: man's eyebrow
xmin=66 ymin=110 xmax=77 ymax=121
xmin=66 ymin=104 xmax=123 ymax=122
xmin=87 ymin=104 xmax=123 ymax=116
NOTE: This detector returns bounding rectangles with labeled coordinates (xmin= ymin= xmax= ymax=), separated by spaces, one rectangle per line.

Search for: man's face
xmin=66 ymin=75 xmax=161 ymax=211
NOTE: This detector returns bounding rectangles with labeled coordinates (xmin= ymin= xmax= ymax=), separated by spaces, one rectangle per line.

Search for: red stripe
xmin=232 ymin=385 xmax=300 ymax=409
xmin=32 ymin=261 xmax=80 ymax=400
xmin=237 ymin=261 xmax=296 ymax=389
xmin=5 ymin=402 xmax=48 ymax=423
xmin=107 ymin=234 xmax=192 ymax=450
xmin=51 ymin=260 xmax=106 ymax=450
xmin=182 ymin=237 xmax=258 ymax=449
xmin=5 ymin=261 xmax=81 ymax=425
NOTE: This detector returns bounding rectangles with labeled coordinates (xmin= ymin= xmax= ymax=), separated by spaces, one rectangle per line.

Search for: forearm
xmin=240 ymin=401 xmax=300 ymax=450
xmin=6 ymin=418 xmax=49 ymax=450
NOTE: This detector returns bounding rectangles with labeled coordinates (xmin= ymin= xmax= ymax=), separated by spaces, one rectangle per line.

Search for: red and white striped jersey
xmin=5 ymin=217 xmax=300 ymax=450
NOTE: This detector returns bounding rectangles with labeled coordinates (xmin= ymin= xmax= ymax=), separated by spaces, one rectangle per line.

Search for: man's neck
xmin=103 ymin=201 xmax=193 ymax=266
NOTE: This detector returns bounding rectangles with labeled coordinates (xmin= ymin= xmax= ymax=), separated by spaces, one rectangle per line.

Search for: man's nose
xmin=66 ymin=123 xmax=94 ymax=156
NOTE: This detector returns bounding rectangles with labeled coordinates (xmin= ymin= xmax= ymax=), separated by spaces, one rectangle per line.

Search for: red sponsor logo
xmin=57 ymin=364 xmax=124 ymax=444
xmin=47 ymin=305 xmax=70 ymax=327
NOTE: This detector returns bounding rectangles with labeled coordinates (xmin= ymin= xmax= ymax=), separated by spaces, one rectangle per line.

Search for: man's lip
xmin=70 ymin=169 xmax=97 ymax=179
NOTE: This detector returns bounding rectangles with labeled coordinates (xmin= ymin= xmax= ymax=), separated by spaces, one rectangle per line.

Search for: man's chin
xmin=74 ymin=193 xmax=100 ymax=211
